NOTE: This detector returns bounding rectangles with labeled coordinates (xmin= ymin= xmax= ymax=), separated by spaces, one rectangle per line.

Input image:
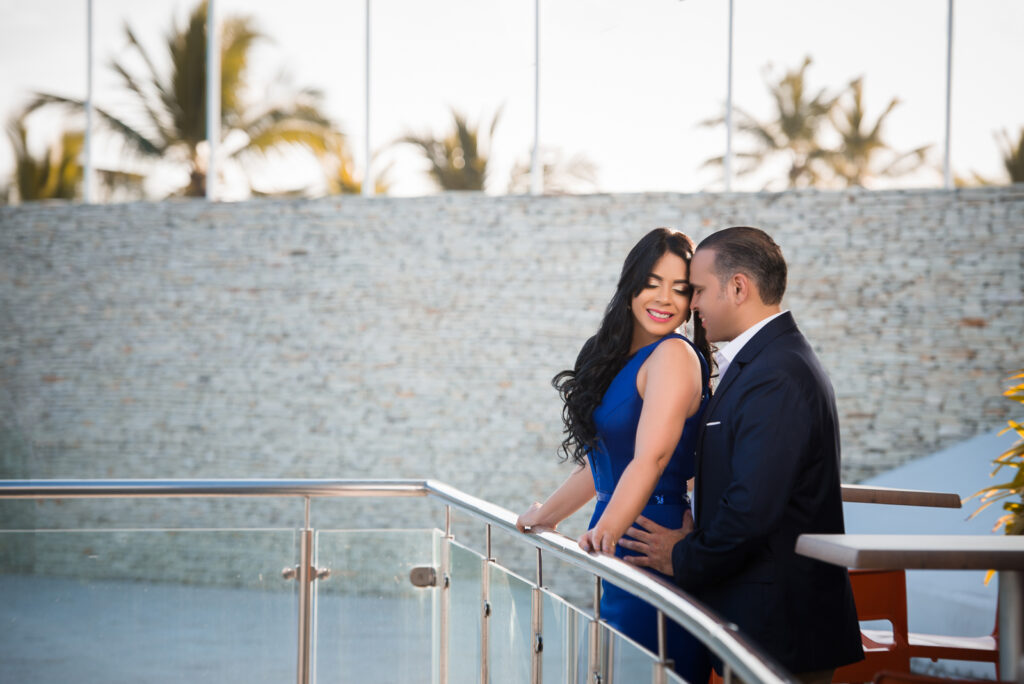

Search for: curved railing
xmin=0 ymin=478 xmax=796 ymax=684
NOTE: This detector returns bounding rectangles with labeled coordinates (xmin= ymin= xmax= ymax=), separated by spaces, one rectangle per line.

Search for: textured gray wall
xmin=1 ymin=188 xmax=1022 ymax=581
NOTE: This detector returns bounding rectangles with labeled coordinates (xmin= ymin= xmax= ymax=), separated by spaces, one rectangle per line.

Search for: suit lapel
xmin=694 ymin=312 xmax=799 ymax=504
xmin=705 ymin=311 xmax=796 ymax=418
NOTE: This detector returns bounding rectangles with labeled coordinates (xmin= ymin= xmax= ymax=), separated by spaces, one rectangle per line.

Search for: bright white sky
xmin=1 ymin=0 xmax=1022 ymax=198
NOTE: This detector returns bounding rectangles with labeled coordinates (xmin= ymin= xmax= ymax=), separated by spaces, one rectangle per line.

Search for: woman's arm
xmin=579 ymin=339 xmax=701 ymax=554
xmin=516 ymin=460 xmax=596 ymax=532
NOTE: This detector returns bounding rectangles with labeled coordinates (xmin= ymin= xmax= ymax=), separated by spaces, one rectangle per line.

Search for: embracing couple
xmin=517 ymin=226 xmax=864 ymax=684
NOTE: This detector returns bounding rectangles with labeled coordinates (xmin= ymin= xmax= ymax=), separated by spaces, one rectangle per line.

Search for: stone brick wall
xmin=0 ymin=188 xmax=1021 ymax=586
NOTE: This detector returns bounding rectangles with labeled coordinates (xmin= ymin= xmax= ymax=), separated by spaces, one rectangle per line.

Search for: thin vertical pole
xmin=362 ymin=0 xmax=373 ymax=196
xmin=205 ymin=0 xmax=220 ymax=200
xmin=296 ymin=527 xmax=313 ymax=684
xmin=997 ymin=570 xmax=1022 ymax=682
xmin=439 ymin=506 xmax=452 ymax=684
xmin=654 ymin=611 xmax=668 ymax=684
xmin=84 ymin=0 xmax=95 ymax=203
xmin=481 ymin=524 xmax=493 ymax=684
xmin=943 ymin=0 xmax=954 ymax=189
xmin=531 ymin=549 xmax=543 ymax=684
xmin=530 ymin=0 xmax=542 ymax=196
xmin=723 ymin=0 xmax=734 ymax=192
xmin=589 ymin=575 xmax=602 ymax=684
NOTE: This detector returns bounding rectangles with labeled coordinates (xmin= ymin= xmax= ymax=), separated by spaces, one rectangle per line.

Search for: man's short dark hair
xmin=697 ymin=226 xmax=787 ymax=305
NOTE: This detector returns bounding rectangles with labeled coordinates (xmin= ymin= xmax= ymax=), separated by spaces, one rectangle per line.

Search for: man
xmin=619 ymin=226 xmax=863 ymax=683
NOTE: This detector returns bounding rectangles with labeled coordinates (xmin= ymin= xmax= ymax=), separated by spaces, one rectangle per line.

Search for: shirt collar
xmin=715 ymin=310 xmax=787 ymax=372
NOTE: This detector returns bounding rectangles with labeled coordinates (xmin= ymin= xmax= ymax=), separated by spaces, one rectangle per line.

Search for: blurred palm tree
xmin=826 ymin=78 xmax=930 ymax=187
xmin=702 ymin=56 xmax=835 ymax=189
xmin=953 ymin=128 xmax=1023 ymax=187
xmin=401 ymin=108 xmax=499 ymax=191
xmin=27 ymin=0 xmax=336 ymax=198
xmin=318 ymin=135 xmax=392 ymax=195
xmin=5 ymin=114 xmax=82 ymax=201
xmin=5 ymin=110 xmax=148 ymax=203
xmin=997 ymin=128 xmax=1024 ymax=183
xmin=507 ymin=147 xmax=598 ymax=195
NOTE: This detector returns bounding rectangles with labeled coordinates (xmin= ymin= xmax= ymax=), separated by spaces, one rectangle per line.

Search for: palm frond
xmin=233 ymin=119 xmax=335 ymax=158
xmin=26 ymin=92 xmax=164 ymax=158
xmin=108 ymin=60 xmax=173 ymax=145
xmin=123 ymin=25 xmax=170 ymax=102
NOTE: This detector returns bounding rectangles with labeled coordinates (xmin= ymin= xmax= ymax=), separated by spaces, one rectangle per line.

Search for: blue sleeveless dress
xmin=587 ymin=333 xmax=711 ymax=682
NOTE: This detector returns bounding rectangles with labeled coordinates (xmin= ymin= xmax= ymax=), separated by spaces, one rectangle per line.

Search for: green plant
xmin=968 ymin=370 xmax=1024 ymax=536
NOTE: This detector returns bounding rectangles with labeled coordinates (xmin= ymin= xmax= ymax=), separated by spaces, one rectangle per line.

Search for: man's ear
xmin=731 ymin=273 xmax=750 ymax=305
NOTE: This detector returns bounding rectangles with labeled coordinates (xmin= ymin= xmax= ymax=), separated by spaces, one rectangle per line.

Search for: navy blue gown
xmin=587 ymin=333 xmax=711 ymax=683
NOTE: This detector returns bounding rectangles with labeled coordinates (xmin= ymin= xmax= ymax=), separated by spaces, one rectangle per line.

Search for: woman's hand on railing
xmin=578 ymin=525 xmax=620 ymax=555
xmin=516 ymin=501 xmax=557 ymax=533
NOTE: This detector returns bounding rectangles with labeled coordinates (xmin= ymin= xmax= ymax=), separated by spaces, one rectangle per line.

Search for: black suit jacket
xmin=672 ymin=312 xmax=863 ymax=673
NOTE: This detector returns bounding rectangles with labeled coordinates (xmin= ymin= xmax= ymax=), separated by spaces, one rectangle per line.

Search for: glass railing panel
xmin=447 ymin=539 xmax=484 ymax=682
xmin=541 ymin=588 xmax=586 ymax=683
xmin=0 ymin=528 xmax=299 ymax=683
xmin=606 ymin=622 xmax=658 ymax=682
xmin=488 ymin=563 xmax=534 ymax=682
xmin=312 ymin=528 xmax=440 ymax=684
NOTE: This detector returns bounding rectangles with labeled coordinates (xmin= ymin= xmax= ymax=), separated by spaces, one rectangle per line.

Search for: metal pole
xmin=531 ymin=549 xmax=543 ymax=684
xmin=943 ymin=0 xmax=954 ymax=189
xmin=530 ymin=0 xmax=542 ymax=196
xmin=481 ymin=524 xmax=492 ymax=684
xmin=362 ymin=0 xmax=373 ymax=196
xmin=296 ymin=527 xmax=313 ymax=684
xmin=439 ymin=505 xmax=452 ymax=684
xmin=205 ymin=0 xmax=220 ymax=200
xmin=84 ymin=0 xmax=95 ymax=204
xmin=998 ymin=570 xmax=1022 ymax=682
xmin=590 ymin=575 xmax=602 ymax=684
xmin=655 ymin=611 xmax=668 ymax=684
xmin=724 ymin=0 xmax=734 ymax=192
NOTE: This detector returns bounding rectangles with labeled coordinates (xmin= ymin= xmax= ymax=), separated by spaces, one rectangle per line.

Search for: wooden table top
xmin=840 ymin=484 xmax=962 ymax=508
xmin=795 ymin=533 xmax=1024 ymax=570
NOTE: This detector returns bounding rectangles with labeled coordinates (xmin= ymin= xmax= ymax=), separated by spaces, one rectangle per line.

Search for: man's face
xmin=689 ymin=249 xmax=738 ymax=343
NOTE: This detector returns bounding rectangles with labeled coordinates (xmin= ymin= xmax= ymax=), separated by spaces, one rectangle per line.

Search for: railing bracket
xmin=281 ymin=566 xmax=330 ymax=581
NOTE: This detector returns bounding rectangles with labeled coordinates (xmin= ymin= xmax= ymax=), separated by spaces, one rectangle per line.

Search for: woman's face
xmin=629 ymin=251 xmax=692 ymax=349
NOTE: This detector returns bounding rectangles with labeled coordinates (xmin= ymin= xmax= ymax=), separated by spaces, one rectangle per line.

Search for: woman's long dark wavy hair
xmin=552 ymin=228 xmax=712 ymax=466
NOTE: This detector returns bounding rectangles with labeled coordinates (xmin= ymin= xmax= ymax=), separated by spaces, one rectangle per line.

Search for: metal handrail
xmin=0 ymin=478 xmax=796 ymax=684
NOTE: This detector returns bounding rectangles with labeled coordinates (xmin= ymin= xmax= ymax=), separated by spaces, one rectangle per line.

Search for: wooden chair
xmin=833 ymin=569 xmax=1000 ymax=683
xmin=833 ymin=569 xmax=912 ymax=682
xmin=907 ymin=607 xmax=999 ymax=681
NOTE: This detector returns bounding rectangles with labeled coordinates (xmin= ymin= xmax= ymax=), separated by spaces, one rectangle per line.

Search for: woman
xmin=516 ymin=227 xmax=712 ymax=682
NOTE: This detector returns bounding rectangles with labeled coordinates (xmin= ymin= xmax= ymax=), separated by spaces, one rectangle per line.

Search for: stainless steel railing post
xmin=531 ymin=548 xmax=543 ymax=684
xmin=654 ymin=610 xmax=667 ymax=684
xmin=480 ymin=523 xmax=493 ymax=684
xmin=439 ymin=505 xmax=452 ymax=684
xmin=590 ymin=574 xmax=602 ymax=684
xmin=296 ymin=525 xmax=314 ymax=684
